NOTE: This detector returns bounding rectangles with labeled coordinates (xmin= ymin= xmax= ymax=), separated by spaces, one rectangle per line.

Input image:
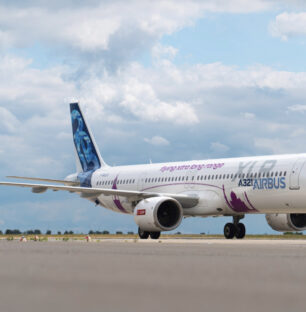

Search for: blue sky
xmin=1 ymin=0 xmax=306 ymax=234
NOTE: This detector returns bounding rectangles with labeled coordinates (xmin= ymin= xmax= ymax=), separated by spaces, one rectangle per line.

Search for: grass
xmin=0 ymin=233 xmax=306 ymax=240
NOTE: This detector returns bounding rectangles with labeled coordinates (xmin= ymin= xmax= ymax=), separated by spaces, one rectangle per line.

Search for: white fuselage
xmin=87 ymin=154 xmax=306 ymax=217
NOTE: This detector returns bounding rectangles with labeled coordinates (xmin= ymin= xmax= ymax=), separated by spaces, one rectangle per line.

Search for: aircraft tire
xmin=150 ymin=232 xmax=161 ymax=239
xmin=235 ymin=223 xmax=246 ymax=239
xmin=224 ymin=223 xmax=235 ymax=239
xmin=138 ymin=228 xmax=150 ymax=239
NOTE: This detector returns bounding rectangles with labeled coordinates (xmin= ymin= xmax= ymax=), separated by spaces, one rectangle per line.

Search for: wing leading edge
xmin=0 ymin=181 xmax=199 ymax=209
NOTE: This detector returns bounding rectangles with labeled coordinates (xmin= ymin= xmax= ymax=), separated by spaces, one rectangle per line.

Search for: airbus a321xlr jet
xmin=1 ymin=103 xmax=306 ymax=239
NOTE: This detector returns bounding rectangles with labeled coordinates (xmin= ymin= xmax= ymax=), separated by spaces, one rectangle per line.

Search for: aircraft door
xmin=289 ymin=159 xmax=306 ymax=190
xmin=137 ymin=172 xmax=147 ymax=191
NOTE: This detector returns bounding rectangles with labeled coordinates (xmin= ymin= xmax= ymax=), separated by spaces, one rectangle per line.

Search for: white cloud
xmin=120 ymin=78 xmax=199 ymax=125
xmin=0 ymin=0 xmax=274 ymax=61
xmin=288 ymin=104 xmax=306 ymax=112
xmin=269 ymin=12 xmax=306 ymax=40
xmin=144 ymin=136 xmax=170 ymax=146
xmin=210 ymin=142 xmax=229 ymax=154
xmin=241 ymin=112 xmax=255 ymax=119
xmin=0 ymin=107 xmax=20 ymax=133
xmin=152 ymin=44 xmax=178 ymax=60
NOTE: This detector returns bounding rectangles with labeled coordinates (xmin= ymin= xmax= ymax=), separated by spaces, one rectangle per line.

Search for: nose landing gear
xmin=224 ymin=216 xmax=246 ymax=239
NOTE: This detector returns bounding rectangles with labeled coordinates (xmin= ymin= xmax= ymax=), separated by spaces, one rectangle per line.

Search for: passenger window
xmin=200 ymin=176 xmax=203 ymax=180
xmin=238 ymin=174 xmax=241 ymax=179
xmin=284 ymin=171 xmax=287 ymax=176
xmin=275 ymin=172 xmax=278 ymax=177
xmin=182 ymin=177 xmax=185 ymax=181
xmin=271 ymin=172 xmax=274 ymax=177
xmin=280 ymin=172 xmax=282 ymax=176
xmin=246 ymin=173 xmax=249 ymax=178
xmin=178 ymin=177 xmax=181 ymax=181
xmin=208 ymin=175 xmax=210 ymax=180
xmin=254 ymin=173 xmax=257 ymax=178
xmin=231 ymin=174 xmax=233 ymax=179
xmin=227 ymin=174 xmax=229 ymax=179
xmin=211 ymin=175 xmax=214 ymax=180
xmin=263 ymin=172 xmax=265 ymax=177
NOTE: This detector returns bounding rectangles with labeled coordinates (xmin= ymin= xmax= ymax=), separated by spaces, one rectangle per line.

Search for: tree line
xmin=1 ymin=229 xmax=135 ymax=235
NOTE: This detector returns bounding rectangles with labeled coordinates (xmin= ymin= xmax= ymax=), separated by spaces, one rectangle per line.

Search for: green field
xmin=2 ymin=233 xmax=306 ymax=240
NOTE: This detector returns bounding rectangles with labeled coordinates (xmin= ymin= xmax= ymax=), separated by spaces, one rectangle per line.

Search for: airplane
xmin=1 ymin=102 xmax=306 ymax=239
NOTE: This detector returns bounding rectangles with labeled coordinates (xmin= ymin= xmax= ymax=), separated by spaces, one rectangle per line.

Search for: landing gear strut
xmin=224 ymin=216 xmax=246 ymax=239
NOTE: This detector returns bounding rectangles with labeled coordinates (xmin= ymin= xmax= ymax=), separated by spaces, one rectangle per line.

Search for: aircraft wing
xmin=6 ymin=176 xmax=80 ymax=186
xmin=0 ymin=182 xmax=199 ymax=208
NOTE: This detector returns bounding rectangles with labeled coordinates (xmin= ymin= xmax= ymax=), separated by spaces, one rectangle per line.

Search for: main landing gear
xmin=224 ymin=216 xmax=246 ymax=239
xmin=138 ymin=227 xmax=161 ymax=240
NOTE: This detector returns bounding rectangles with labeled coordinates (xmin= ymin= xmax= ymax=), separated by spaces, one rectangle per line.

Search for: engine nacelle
xmin=134 ymin=197 xmax=183 ymax=232
xmin=266 ymin=213 xmax=306 ymax=232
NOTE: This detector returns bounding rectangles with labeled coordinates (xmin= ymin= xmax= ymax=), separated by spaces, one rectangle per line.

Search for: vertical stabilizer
xmin=70 ymin=103 xmax=107 ymax=172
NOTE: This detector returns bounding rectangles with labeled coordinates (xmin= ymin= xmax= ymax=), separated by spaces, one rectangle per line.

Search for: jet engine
xmin=134 ymin=197 xmax=183 ymax=232
xmin=266 ymin=213 xmax=306 ymax=232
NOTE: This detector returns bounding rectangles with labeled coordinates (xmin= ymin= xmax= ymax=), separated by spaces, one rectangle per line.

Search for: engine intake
xmin=266 ymin=213 xmax=306 ymax=232
xmin=134 ymin=197 xmax=183 ymax=232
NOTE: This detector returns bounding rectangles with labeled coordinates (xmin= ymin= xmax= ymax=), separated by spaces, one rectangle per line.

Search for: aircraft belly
xmin=98 ymin=194 xmax=133 ymax=214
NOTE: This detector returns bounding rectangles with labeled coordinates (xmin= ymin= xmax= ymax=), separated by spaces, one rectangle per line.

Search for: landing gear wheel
xmin=138 ymin=228 xmax=149 ymax=239
xmin=150 ymin=232 xmax=161 ymax=239
xmin=224 ymin=223 xmax=235 ymax=239
xmin=235 ymin=223 xmax=246 ymax=239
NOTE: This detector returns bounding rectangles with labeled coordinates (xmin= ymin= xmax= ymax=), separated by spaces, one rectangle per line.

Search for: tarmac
xmin=0 ymin=238 xmax=306 ymax=312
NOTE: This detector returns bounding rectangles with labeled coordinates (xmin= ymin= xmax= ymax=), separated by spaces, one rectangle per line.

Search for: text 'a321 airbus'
xmin=1 ymin=102 xmax=306 ymax=239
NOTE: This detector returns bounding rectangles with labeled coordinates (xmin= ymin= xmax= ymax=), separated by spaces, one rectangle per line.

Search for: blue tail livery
xmin=70 ymin=103 xmax=106 ymax=172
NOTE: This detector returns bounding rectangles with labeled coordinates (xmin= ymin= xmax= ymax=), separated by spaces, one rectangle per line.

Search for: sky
xmin=1 ymin=0 xmax=306 ymax=234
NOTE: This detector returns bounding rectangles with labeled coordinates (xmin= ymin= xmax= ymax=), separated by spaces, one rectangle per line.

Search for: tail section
xmin=70 ymin=103 xmax=107 ymax=172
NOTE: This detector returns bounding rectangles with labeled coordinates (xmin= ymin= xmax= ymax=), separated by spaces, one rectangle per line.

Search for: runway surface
xmin=0 ymin=239 xmax=306 ymax=312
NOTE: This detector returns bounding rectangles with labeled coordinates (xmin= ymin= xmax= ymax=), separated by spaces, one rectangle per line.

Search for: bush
xmin=5 ymin=229 xmax=21 ymax=235
xmin=284 ymin=232 xmax=303 ymax=235
xmin=46 ymin=230 xmax=51 ymax=235
xmin=116 ymin=231 xmax=123 ymax=235
xmin=102 ymin=231 xmax=109 ymax=235
xmin=57 ymin=231 xmax=61 ymax=235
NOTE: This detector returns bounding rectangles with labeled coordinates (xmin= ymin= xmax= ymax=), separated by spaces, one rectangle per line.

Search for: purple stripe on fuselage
xmin=244 ymin=192 xmax=258 ymax=212
xmin=222 ymin=185 xmax=234 ymax=210
xmin=112 ymin=176 xmax=127 ymax=213
xmin=141 ymin=182 xmax=222 ymax=192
